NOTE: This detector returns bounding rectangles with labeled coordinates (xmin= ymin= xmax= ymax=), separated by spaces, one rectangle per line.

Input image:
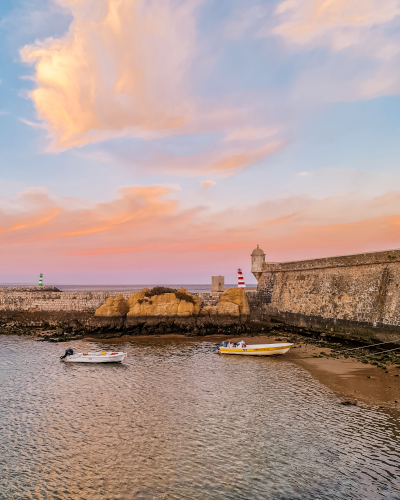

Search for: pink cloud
xmin=2 ymin=185 xmax=400 ymax=282
xmin=271 ymin=0 xmax=400 ymax=101
xmin=20 ymin=0 xmax=201 ymax=150
xmin=121 ymin=139 xmax=286 ymax=177
xmin=273 ymin=0 xmax=400 ymax=48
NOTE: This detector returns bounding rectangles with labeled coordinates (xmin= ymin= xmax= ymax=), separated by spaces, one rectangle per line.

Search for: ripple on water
xmin=0 ymin=335 xmax=399 ymax=500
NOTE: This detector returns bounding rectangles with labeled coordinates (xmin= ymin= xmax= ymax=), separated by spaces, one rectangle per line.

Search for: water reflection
xmin=0 ymin=336 xmax=399 ymax=499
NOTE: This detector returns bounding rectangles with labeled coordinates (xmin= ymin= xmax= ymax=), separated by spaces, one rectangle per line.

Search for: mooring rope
xmin=357 ymin=345 xmax=400 ymax=358
xmin=339 ymin=338 xmax=400 ymax=353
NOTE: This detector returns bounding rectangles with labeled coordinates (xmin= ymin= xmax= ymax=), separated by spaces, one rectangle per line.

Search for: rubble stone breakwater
xmin=0 ymin=286 xmax=265 ymax=340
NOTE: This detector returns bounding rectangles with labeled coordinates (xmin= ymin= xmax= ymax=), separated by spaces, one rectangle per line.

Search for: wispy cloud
xmin=19 ymin=117 xmax=48 ymax=129
xmin=273 ymin=0 xmax=400 ymax=50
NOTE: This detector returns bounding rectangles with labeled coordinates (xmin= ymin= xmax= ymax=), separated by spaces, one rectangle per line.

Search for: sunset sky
xmin=1 ymin=0 xmax=400 ymax=285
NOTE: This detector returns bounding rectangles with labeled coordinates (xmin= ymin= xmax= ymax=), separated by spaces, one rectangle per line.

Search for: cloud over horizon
xmin=2 ymin=184 xmax=400 ymax=281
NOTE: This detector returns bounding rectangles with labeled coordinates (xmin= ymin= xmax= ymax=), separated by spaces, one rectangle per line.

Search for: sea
xmin=0 ymin=335 xmax=399 ymax=499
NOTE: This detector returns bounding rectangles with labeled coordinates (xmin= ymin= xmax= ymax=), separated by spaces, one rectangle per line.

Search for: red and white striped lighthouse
xmin=237 ymin=268 xmax=246 ymax=288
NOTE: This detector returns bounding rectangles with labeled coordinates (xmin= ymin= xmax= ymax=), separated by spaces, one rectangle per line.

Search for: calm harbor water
xmin=1 ymin=335 xmax=399 ymax=499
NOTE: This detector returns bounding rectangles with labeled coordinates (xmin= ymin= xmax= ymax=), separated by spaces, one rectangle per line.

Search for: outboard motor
xmin=213 ymin=341 xmax=227 ymax=352
xmin=60 ymin=348 xmax=73 ymax=359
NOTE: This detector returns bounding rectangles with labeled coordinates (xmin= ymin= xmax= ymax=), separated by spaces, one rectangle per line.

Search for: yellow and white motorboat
xmin=215 ymin=340 xmax=293 ymax=356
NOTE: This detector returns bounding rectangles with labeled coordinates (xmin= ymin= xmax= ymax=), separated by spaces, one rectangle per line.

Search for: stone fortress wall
xmin=252 ymin=247 xmax=400 ymax=342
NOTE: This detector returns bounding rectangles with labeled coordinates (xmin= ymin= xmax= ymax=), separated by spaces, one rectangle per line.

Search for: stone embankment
xmin=0 ymin=286 xmax=262 ymax=340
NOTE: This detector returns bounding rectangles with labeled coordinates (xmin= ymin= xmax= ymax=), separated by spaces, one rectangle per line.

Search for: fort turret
xmin=251 ymin=244 xmax=265 ymax=282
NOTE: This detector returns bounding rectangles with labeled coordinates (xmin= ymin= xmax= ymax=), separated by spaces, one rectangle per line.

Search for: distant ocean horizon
xmin=0 ymin=284 xmax=257 ymax=293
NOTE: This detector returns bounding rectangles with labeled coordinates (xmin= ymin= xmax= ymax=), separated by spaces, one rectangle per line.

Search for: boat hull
xmin=218 ymin=343 xmax=293 ymax=356
xmin=63 ymin=353 xmax=126 ymax=363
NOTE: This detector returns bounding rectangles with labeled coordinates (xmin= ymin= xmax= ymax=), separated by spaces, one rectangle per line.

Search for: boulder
xmin=218 ymin=288 xmax=250 ymax=316
xmin=95 ymin=295 xmax=129 ymax=317
xmin=216 ymin=301 xmax=240 ymax=317
xmin=199 ymin=305 xmax=218 ymax=317
xmin=178 ymin=289 xmax=201 ymax=316
xmin=177 ymin=294 xmax=202 ymax=316
xmin=151 ymin=293 xmax=180 ymax=316
xmin=127 ymin=291 xmax=148 ymax=316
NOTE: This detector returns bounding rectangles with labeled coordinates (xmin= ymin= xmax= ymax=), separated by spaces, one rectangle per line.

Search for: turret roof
xmin=251 ymin=244 xmax=265 ymax=255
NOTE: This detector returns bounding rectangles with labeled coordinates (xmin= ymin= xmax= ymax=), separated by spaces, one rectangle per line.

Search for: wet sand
xmin=85 ymin=333 xmax=400 ymax=413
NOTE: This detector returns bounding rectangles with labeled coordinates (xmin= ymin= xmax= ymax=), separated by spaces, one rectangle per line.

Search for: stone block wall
xmin=256 ymin=249 xmax=400 ymax=341
xmin=0 ymin=291 xmax=131 ymax=313
xmin=0 ymin=290 xmax=229 ymax=313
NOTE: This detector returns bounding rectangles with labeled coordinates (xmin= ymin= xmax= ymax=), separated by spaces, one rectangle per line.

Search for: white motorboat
xmin=60 ymin=348 xmax=126 ymax=363
xmin=215 ymin=340 xmax=293 ymax=356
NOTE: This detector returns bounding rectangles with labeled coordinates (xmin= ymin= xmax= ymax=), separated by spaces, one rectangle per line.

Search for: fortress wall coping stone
xmin=262 ymin=248 xmax=400 ymax=272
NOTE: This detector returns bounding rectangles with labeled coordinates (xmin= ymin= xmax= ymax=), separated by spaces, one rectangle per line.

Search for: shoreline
xmin=83 ymin=332 xmax=400 ymax=414
xmin=228 ymin=335 xmax=400 ymax=413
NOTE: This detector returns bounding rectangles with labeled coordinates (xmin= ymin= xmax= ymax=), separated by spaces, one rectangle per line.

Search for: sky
xmin=1 ymin=0 xmax=400 ymax=285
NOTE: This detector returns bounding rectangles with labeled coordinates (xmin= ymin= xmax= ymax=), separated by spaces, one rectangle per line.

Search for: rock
xmin=216 ymin=301 xmax=240 ymax=317
xmin=127 ymin=288 xmax=201 ymax=318
xmin=127 ymin=291 xmax=147 ymax=315
xmin=218 ymin=288 xmax=250 ymax=316
xmin=127 ymin=292 xmax=180 ymax=317
xmin=199 ymin=306 xmax=218 ymax=317
xmin=151 ymin=293 xmax=180 ymax=316
xmin=95 ymin=295 xmax=129 ymax=317
xmin=177 ymin=294 xmax=201 ymax=316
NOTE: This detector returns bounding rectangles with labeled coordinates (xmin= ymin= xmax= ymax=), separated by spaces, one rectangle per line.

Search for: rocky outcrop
xmin=198 ymin=288 xmax=249 ymax=324
xmin=93 ymin=287 xmax=250 ymax=334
